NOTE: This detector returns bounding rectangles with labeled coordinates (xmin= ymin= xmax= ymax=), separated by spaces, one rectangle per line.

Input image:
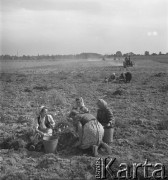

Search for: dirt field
xmin=0 ymin=56 xmax=168 ymax=179
xmin=0 ymin=58 xmax=123 ymax=73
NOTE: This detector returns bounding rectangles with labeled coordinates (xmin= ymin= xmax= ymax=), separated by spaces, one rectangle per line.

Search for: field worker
xmin=36 ymin=106 xmax=55 ymax=136
xmin=29 ymin=106 xmax=55 ymax=151
xmin=72 ymin=97 xmax=89 ymax=114
xmin=69 ymin=110 xmax=111 ymax=156
xmin=108 ymin=73 xmax=116 ymax=82
xmin=119 ymin=72 xmax=126 ymax=82
xmin=96 ymin=99 xmax=115 ymax=128
xmin=125 ymin=56 xmax=128 ymax=63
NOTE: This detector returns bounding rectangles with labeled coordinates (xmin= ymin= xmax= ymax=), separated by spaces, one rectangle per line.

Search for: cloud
xmin=1 ymin=0 xmax=101 ymax=14
xmin=153 ymin=31 xmax=158 ymax=36
xmin=147 ymin=31 xmax=158 ymax=36
xmin=1 ymin=0 xmax=167 ymax=55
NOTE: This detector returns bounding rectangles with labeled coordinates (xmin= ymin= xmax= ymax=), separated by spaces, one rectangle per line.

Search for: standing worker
xmin=96 ymin=99 xmax=115 ymax=144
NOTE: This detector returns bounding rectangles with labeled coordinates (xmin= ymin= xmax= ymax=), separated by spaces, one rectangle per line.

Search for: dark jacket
xmin=97 ymin=107 xmax=115 ymax=127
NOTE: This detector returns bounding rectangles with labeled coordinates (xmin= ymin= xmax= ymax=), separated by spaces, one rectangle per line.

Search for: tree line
xmin=0 ymin=53 xmax=102 ymax=60
xmin=0 ymin=51 xmax=167 ymax=60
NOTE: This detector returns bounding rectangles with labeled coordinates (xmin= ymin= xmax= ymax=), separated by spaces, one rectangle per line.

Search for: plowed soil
xmin=0 ymin=56 xmax=168 ymax=179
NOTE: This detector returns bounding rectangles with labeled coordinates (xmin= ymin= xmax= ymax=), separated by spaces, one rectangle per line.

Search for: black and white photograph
xmin=0 ymin=0 xmax=168 ymax=179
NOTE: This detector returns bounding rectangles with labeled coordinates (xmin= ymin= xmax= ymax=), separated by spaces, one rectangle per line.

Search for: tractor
xmin=123 ymin=56 xmax=134 ymax=68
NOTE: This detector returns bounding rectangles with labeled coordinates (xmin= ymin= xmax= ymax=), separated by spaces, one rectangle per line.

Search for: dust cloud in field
xmin=0 ymin=58 xmax=123 ymax=74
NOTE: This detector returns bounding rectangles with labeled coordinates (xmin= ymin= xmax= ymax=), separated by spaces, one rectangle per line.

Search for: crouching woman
xmin=69 ymin=110 xmax=111 ymax=156
xmin=72 ymin=97 xmax=89 ymax=114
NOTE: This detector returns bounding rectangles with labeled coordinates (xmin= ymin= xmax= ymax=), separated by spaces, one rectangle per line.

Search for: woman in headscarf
xmin=35 ymin=106 xmax=55 ymax=136
xmin=29 ymin=106 xmax=55 ymax=151
xmin=96 ymin=99 xmax=115 ymax=128
xmin=69 ymin=110 xmax=111 ymax=156
xmin=72 ymin=97 xmax=89 ymax=114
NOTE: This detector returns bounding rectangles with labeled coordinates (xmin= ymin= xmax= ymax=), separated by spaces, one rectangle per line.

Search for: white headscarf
xmin=74 ymin=97 xmax=85 ymax=108
xmin=79 ymin=97 xmax=85 ymax=107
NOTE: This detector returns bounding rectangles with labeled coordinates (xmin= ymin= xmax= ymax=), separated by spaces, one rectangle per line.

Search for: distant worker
xmin=108 ymin=73 xmax=116 ymax=82
xmin=124 ymin=72 xmax=132 ymax=83
xmin=125 ymin=56 xmax=128 ymax=62
xmin=119 ymin=72 xmax=132 ymax=83
xmin=119 ymin=72 xmax=125 ymax=82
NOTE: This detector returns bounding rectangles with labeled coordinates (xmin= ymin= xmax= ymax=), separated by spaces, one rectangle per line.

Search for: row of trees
xmin=105 ymin=51 xmax=167 ymax=58
xmin=0 ymin=53 xmax=102 ymax=60
xmin=0 ymin=51 xmax=167 ymax=60
xmin=144 ymin=51 xmax=167 ymax=56
xmin=115 ymin=51 xmax=167 ymax=57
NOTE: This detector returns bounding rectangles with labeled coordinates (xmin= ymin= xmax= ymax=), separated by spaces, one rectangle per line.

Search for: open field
xmin=0 ymin=55 xmax=168 ymax=179
xmin=0 ymin=58 xmax=123 ymax=73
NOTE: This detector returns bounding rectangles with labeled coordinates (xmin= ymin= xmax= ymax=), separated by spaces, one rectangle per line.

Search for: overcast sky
xmin=0 ymin=0 xmax=167 ymax=55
